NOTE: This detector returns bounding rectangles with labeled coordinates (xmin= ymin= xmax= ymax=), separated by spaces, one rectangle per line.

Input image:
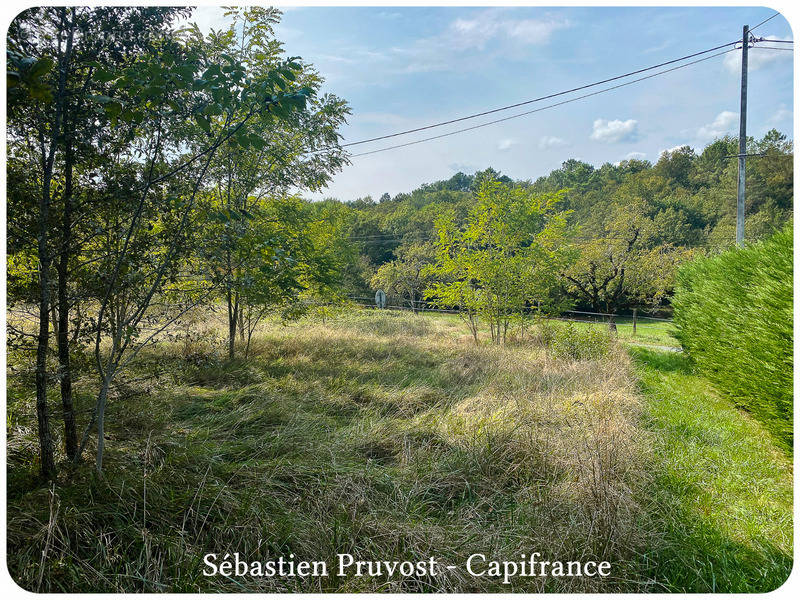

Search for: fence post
xmin=632 ymin=308 xmax=637 ymax=336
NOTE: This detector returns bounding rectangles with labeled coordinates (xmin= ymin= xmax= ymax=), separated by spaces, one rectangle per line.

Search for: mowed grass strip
xmin=8 ymin=312 xmax=649 ymax=593
xmin=630 ymin=347 xmax=793 ymax=593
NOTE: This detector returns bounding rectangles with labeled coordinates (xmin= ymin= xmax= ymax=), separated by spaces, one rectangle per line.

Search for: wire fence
xmin=6 ymin=295 xmax=674 ymax=356
xmin=344 ymin=296 xmax=673 ymax=329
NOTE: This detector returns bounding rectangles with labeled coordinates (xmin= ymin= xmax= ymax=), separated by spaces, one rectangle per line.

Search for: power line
xmin=735 ymin=38 xmax=792 ymax=50
xmin=350 ymin=47 xmax=737 ymax=158
xmin=332 ymin=40 xmax=739 ymax=150
xmin=750 ymin=12 xmax=780 ymax=32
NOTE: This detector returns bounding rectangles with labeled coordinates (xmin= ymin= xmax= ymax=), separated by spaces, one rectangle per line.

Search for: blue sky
xmin=191 ymin=5 xmax=793 ymax=200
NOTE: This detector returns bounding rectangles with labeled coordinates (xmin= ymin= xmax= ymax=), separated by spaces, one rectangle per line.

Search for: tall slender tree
xmin=8 ymin=5 xmax=191 ymax=475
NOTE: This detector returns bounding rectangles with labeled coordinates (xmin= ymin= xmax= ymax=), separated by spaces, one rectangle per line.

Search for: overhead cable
xmin=332 ymin=40 xmax=740 ymax=150
xmin=351 ymin=48 xmax=738 ymax=158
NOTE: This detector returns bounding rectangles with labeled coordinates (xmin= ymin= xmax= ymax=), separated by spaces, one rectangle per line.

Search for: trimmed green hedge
xmin=673 ymin=226 xmax=792 ymax=452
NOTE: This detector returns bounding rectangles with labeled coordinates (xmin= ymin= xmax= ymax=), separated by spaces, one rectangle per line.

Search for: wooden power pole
xmin=736 ymin=24 xmax=749 ymax=247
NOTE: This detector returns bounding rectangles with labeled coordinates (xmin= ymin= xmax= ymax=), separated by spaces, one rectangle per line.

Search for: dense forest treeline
xmin=329 ymin=129 xmax=793 ymax=311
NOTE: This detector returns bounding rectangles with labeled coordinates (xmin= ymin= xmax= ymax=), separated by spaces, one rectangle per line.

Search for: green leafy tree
xmin=69 ymin=18 xmax=315 ymax=472
xmin=7 ymin=6 xmax=191 ymax=476
xmin=199 ymin=195 xmax=351 ymax=358
xmin=195 ymin=7 xmax=350 ymax=357
xmin=563 ymin=201 xmax=696 ymax=320
xmin=371 ymin=242 xmax=436 ymax=313
xmin=426 ymin=177 xmax=571 ymax=344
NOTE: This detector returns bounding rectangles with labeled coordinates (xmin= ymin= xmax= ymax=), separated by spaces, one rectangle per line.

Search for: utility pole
xmin=736 ymin=24 xmax=749 ymax=247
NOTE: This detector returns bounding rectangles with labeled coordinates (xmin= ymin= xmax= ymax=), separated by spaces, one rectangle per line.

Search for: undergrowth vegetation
xmin=672 ymin=226 xmax=793 ymax=451
xmin=536 ymin=320 xmax=612 ymax=360
xmin=6 ymin=310 xmax=792 ymax=592
xmin=8 ymin=311 xmax=647 ymax=592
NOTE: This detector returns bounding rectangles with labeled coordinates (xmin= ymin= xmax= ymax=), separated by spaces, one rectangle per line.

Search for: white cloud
xmin=614 ymin=152 xmax=647 ymax=166
xmin=390 ymin=10 xmax=570 ymax=73
xmin=539 ymin=135 xmax=569 ymax=149
xmin=590 ymin=118 xmax=639 ymax=143
xmin=448 ymin=162 xmax=479 ymax=174
xmin=497 ymin=138 xmax=518 ymax=151
xmin=450 ymin=13 xmax=570 ymax=50
xmin=659 ymin=145 xmax=690 ymax=158
xmin=696 ymin=110 xmax=738 ymax=142
xmin=723 ymin=37 xmax=793 ymax=74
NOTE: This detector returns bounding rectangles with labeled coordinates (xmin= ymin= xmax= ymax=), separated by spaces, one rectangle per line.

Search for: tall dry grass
xmin=7 ymin=310 xmax=652 ymax=592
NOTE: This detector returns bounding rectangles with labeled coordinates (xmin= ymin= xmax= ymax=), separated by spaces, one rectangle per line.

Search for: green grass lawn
xmin=568 ymin=317 xmax=678 ymax=349
xmin=629 ymin=347 xmax=793 ymax=592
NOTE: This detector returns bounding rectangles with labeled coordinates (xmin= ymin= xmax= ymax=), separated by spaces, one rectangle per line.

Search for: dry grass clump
xmin=8 ymin=309 xmax=651 ymax=592
xmin=433 ymin=345 xmax=647 ymax=557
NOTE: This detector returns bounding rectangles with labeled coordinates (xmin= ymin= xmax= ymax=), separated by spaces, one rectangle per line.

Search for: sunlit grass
xmin=630 ymin=347 xmax=792 ymax=592
xmin=356 ymin=307 xmax=679 ymax=348
xmin=6 ymin=311 xmax=789 ymax=592
xmin=8 ymin=311 xmax=645 ymax=592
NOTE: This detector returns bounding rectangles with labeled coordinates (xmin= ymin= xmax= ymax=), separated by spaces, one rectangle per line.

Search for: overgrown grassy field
xmin=393 ymin=309 xmax=679 ymax=349
xmin=5 ymin=310 xmax=790 ymax=592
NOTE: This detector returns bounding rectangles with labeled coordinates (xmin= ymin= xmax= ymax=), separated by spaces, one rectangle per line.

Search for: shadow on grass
xmin=630 ymin=348 xmax=793 ymax=593
xmin=640 ymin=479 xmax=793 ymax=592
xmin=628 ymin=346 xmax=692 ymax=374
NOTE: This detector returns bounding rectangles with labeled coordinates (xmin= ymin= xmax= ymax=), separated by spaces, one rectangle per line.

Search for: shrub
xmin=544 ymin=321 xmax=612 ymax=360
xmin=672 ymin=226 xmax=792 ymax=451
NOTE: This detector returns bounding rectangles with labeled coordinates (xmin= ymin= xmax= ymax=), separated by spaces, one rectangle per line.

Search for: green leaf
xmin=104 ymin=101 xmax=123 ymax=118
xmin=27 ymin=56 xmax=54 ymax=79
xmin=142 ymin=85 xmax=165 ymax=99
xmin=202 ymin=103 xmax=223 ymax=116
xmin=235 ymin=129 xmax=251 ymax=147
xmin=195 ymin=114 xmax=211 ymax=133
xmin=175 ymin=64 xmax=196 ymax=81
xmin=28 ymin=83 xmax=52 ymax=101
xmin=93 ymin=68 xmax=116 ymax=83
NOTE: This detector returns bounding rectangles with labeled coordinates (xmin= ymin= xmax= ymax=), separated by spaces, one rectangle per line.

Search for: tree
xmin=70 ymin=18 xmax=314 ymax=472
xmin=371 ymin=242 xmax=436 ymax=313
xmin=563 ymin=201 xmax=696 ymax=321
xmin=426 ymin=177 xmax=571 ymax=344
xmin=196 ymin=7 xmax=350 ymax=357
xmin=199 ymin=196 xmax=351 ymax=358
xmin=653 ymin=145 xmax=695 ymax=189
xmin=8 ymin=5 xmax=193 ymax=477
